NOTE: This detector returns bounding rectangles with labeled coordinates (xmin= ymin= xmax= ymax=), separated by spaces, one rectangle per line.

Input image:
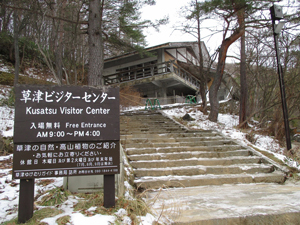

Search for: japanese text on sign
xmin=20 ymin=89 xmax=115 ymax=104
xmin=13 ymin=85 xmax=120 ymax=179
xmin=14 ymin=85 xmax=120 ymax=143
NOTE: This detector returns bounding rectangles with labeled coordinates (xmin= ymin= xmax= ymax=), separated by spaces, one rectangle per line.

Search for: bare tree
xmin=200 ymin=0 xmax=247 ymax=122
xmin=177 ymin=0 xmax=210 ymax=112
xmin=1 ymin=0 xmax=164 ymax=86
xmin=13 ymin=0 xmax=31 ymax=86
xmin=239 ymin=8 xmax=247 ymax=128
xmin=88 ymin=0 xmax=104 ymax=87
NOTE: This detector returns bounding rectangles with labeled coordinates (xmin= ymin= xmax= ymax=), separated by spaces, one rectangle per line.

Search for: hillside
xmin=0 ymin=55 xmax=56 ymax=156
xmin=1 ymin=53 xmax=300 ymax=224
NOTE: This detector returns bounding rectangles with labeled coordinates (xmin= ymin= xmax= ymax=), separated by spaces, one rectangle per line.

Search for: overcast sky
xmin=140 ymin=0 xmax=292 ymax=63
xmin=140 ymin=0 xmax=231 ymax=60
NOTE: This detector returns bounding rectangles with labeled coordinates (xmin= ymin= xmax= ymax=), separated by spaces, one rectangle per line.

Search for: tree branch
xmin=0 ymin=3 xmax=88 ymax=25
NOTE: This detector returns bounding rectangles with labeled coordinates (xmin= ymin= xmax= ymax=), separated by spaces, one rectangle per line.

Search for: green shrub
xmin=0 ymin=32 xmax=13 ymax=61
xmin=0 ymin=32 xmax=43 ymax=64
xmin=0 ymin=71 xmax=14 ymax=86
xmin=19 ymin=37 xmax=41 ymax=61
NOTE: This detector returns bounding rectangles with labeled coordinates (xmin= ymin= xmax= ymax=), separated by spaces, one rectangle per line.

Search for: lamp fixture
xmin=274 ymin=20 xmax=286 ymax=34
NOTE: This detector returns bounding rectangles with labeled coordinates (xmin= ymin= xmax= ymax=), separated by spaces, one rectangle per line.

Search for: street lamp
xmin=270 ymin=5 xmax=292 ymax=151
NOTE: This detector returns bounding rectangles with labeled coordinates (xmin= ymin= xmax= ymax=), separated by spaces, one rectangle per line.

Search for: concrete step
xmin=120 ymin=111 xmax=287 ymax=191
xmin=134 ymin=164 xmax=275 ymax=177
xmin=120 ymin=132 xmax=221 ymax=139
xmin=121 ymin=137 xmax=177 ymax=145
xmin=121 ymin=136 xmax=224 ymax=144
xmin=174 ymin=136 xmax=225 ymax=142
xmin=134 ymin=171 xmax=286 ymax=189
xmin=171 ymin=131 xmax=221 ymax=137
xmin=120 ymin=130 xmax=224 ymax=140
xmin=121 ymin=119 xmax=172 ymax=124
xmin=121 ymin=111 xmax=292 ymax=224
xmin=120 ymin=129 xmax=186 ymax=135
xmin=120 ymin=129 xmax=185 ymax=134
xmin=121 ymin=124 xmax=184 ymax=128
xmin=124 ymin=139 xmax=238 ymax=148
xmin=144 ymin=183 xmax=300 ymax=224
xmin=122 ymin=121 xmax=173 ymax=125
xmin=125 ymin=145 xmax=247 ymax=155
xmin=128 ymin=150 xmax=251 ymax=161
xmin=121 ymin=120 xmax=173 ymax=125
xmin=130 ymin=156 xmax=263 ymax=168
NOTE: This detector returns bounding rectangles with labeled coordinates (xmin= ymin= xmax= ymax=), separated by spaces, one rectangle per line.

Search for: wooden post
xmin=104 ymin=175 xmax=115 ymax=208
xmin=18 ymin=179 xmax=35 ymax=223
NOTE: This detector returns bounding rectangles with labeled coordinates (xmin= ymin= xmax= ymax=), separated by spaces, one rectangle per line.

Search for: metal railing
xmin=145 ymin=98 xmax=162 ymax=110
xmin=104 ymin=61 xmax=200 ymax=89
xmin=185 ymin=95 xmax=197 ymax=104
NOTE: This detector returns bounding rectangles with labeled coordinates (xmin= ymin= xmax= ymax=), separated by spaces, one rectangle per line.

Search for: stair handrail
xmin=145 ymin=98 xmax=162 ymax=110
xmin=185 ymin=95 xmax=197 ymax=104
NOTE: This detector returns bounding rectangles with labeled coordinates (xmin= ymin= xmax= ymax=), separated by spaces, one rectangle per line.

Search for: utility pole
xmin=270 ymin=5 xmax=292 ymax=151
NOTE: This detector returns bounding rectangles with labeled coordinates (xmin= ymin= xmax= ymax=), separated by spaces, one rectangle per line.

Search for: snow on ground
xmin=22 ymin=67 xmax=57 ymax=83
xmin=0 ymin=79 xmax=299 ymax=224
xmin=0 ymin=57 xmax=56 ymax=83
xmin=0 ymin=154 xmax=154 ymax=224
xmin=0 ymin=59 xmax=13 ymax=73
xmin=162 ymin=106 xmax=300 ymax=171
xmin=0 ymin=85 xmax=14 ymax=137
xmin=0 ymin=105 xmax=14 ymax=137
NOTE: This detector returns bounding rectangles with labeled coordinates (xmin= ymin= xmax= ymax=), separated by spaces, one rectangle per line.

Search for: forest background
xmin=0 ymin=0 xmax=300 ymax=146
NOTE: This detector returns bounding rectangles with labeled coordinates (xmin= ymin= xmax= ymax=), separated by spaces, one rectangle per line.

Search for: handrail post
xmin=145 ymin=99 xmax=153 ymax=110
xmin=170 ymin=61 xmax=174 ymax=72
xmin=145 ymin=98 xmax=161 ymax=110
xmin=185 ymin=95 xmax=197 ymax=104
xmin=154 ymin=99 xmax=162 ymax=109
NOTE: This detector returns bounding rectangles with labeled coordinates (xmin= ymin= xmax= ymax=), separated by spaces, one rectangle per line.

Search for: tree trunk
xmin=208 ymin=28 xmax=244 ymax=122
xmin=13 ymin=11 xmax=20 ymax=86
xmin=56 ymin=38 xmax=63 ymax=84
xmin=55 ymin=0 xmax=66 ymax=85
xmin=88 ymin=0 xmax=104 ymax=87
xmin=208 ymin=45 xmax=226 ymax=122
xmin=238 ymin=8 xmax=248 ymax=128
xmin=196 ymin=0 xmax=207 ymax=112
xmin=239 ymin=30 xmax=248 ymax=128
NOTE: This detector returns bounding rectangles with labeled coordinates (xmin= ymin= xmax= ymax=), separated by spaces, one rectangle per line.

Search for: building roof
xmin=104 ymin=41 xmax=205 ymax=63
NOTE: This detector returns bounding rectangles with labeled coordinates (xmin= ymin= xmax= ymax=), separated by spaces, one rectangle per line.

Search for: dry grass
xmin=73 ymin=191 xmax=151 ymax=224
xmin=56 ymin=215 xmax=71 ymax=225
xmin=37 ymin=186 xmax=71 ymax=206
xmin=120 ymin=86 xmax=143 ymax=109
xmin=36 ymin=179 xmax=56 ymax=187
xmin=284 ymin=145 xmax=300 ymax=177
xmin=0 ymin=137 xmax=13 ymax=156
xmin=2 ymin=208 xmax=63 ymax=225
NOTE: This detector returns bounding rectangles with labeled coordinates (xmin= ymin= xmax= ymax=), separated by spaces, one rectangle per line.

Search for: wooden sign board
xmin=13 ymin=85 xmax=120 ymax=179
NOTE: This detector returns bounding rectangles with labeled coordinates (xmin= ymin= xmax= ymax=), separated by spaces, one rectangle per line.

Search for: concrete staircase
xmin=120 ymin=111 xmax=286 ymax=190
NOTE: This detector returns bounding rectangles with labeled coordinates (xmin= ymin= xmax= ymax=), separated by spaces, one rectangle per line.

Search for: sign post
xmin=18 ymin=179 xmax=34 ymax=223
xmin=104 ymin=174 xmax=115 ymax=208
xmin=13 ymin=85 xmax=120 ymax=222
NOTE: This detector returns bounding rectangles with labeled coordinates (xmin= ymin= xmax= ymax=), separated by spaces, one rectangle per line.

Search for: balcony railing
xmin=104 ymin=60 xmax=200 ymax=89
